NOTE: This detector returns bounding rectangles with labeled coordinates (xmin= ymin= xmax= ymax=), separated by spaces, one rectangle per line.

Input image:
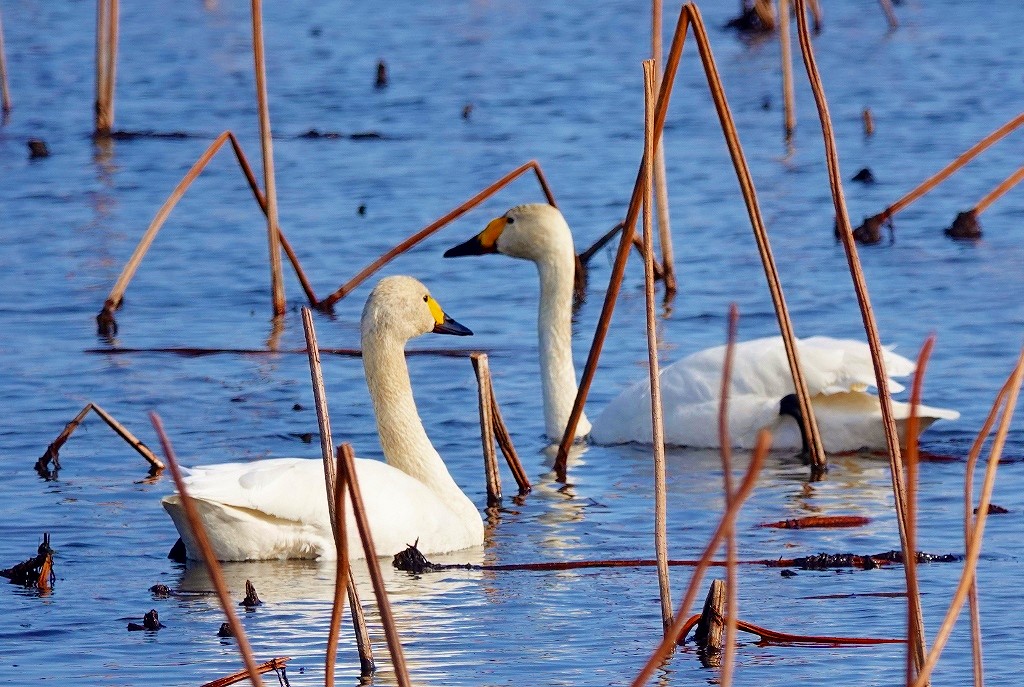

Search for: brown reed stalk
xmin=557 ymin=2 xmax=827 ymax=475
xmin=793 ymin=0 xmax=926 ymax=668
xmin=651 ymin=0 xmax=678 ymax=297
xmin=630 ymin=429 xmax=769 ymax=687
xmin=0 ymin=8 xmax=12 ymax=113
xmin=320 ymin=161 xmax=557 ymax=308
xmin=37 ymin=403 xmax=165 ymax=474
xmin=338 ymin=443 xmax=412 ymax=687
xmin=103 ymin=0 xmax=118 ymax=131
xmin=912 ymin=350 xmax=1024 ymax=687
xmin=94 ymin=0 xmax=112 ymax=135
xmin=325 ymin=447 xmax=350 ymax=687
xmin=641 ymin=61 xmax=672 ymax=633
xmin=880 ymin=113 xmax=1024 ymax=221
xmin=878 ymin=0 xmax=899 ymax=30
xmin=200 ymin=658 xmax=291 ymax=687
xmin=961 ymin=373 xmax=1018 ymax=687
xmin=902 ymin=336 xmax=934 ymax=685
xmin=488 ymin=385 xmax=531 ymax=494
xmin=301 ymin=308 xmax=375 ymax=677
xmin=149 ymin=413 xmax=264 ymax=687
xmin=719 ymin=304 xmax=740 ymax=687
xmin=556 ymin=5 xmax=693 ymax=476
xmin=471 ymin=353 xmax=502 ymax=506
xmin=779 ymin=0 xmax=796 ymax=139
xmin=227 ymin=133 xmax=320 ymax=306
xmin=100 ymin=131 xmax=233 ymax=316
xmin=974 ymin=164 xmax=1024 ymax=215
xmin=249 ymin=0 xmax=286 ymax=317
xmin=863 ymin=108 xmax=875 ymax=137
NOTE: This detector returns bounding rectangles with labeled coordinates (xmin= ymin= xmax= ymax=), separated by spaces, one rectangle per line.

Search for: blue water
xmin=1 ymin=0 xmax=1023 ymax=684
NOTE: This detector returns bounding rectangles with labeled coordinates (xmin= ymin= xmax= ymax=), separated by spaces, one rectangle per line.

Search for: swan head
xmin=361 ymin=276 xmax=472 ymax=343
xmin=444 ymin=203 xmax=574 ymax=264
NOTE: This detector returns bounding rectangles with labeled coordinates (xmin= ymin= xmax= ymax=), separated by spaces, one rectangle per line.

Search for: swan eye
xmin=423 ymin=295 xmax=429 ymax=302
xmin=506 ymin=216 xmax=515 ymax=224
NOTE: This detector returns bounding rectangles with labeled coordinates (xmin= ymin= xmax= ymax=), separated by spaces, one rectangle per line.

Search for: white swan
xmin=162 ymin=276 xmax=485 ymax=561
xmin=444 ymin=203 xmax=959 ymax=453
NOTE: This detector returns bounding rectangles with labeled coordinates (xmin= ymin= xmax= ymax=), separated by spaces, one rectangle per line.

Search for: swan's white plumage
xmin=591 ymin=336 xmax=959 ymax=451
xmin=448 ymin=204 xmax=959 ymax=452
xmin=162 ymin=276 xmax=484 ymax=561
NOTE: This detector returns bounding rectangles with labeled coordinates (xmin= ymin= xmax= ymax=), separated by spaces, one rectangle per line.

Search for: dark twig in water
xmin=760 ymin=515 xmax=871 ymax=529
xmin=127 ymin=609 xmax=164 ymax=631
xmin=471 ymin=353 xmax=502 ymax=506
xmin=677 ymin=612 xmax=905 ymax=646
xmin=36 ymin=403 xmax=164 ymax=478
xmin=85 ymin=346 xmax=483 ymax=359
xmin=240 ymin=580 xmax=262 ymax=608
xmin=489 ymin=383 xmax=530 ymax=495
xmin=0 ymin=8 xmax=11 ymax=113
xmin=0 ymin=534 xmax=55 ymax=589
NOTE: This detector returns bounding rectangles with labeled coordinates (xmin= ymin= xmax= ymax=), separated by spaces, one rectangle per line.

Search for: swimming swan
xmin=162 ymin=276 xmax=485 ymax=561
xmin=444 ymin=203 xmax=959 ymax=452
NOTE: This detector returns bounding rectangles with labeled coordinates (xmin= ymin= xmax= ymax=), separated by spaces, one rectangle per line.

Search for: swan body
xmin=445 ymin=204 xmax=959 ymax=451
xmin=162 ymin=276 xmax=484 ymax=561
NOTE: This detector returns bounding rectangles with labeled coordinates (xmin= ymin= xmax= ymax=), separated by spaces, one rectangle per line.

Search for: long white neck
xmin=537 ymin=253 xmax=592 ymax=442
xmin=362 ymin=333 xmax=470 ymax=505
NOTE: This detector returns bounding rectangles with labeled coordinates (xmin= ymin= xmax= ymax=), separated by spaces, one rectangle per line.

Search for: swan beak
xmin=433 ymin=313 xmax=473 ymax=336
xmin=426 ymin=295 xmax=473 ymax=336
xmin=443 ymin=216 xmax=505 ymax=257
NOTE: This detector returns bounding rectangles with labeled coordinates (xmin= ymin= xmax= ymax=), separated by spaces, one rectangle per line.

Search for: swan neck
xmin=361 ymin=333 xmax=466 ymax=500
xmin=537 ymin=257 xmax=591 ymax=441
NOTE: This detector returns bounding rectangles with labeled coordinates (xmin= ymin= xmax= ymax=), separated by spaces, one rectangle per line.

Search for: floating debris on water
xmin=1 ymin=534 xmax=54 ymax=589
xmin=127 ymin=609 xmax=165 ymax=631
xmin=240 ymin=580 xmax=262 ymax=608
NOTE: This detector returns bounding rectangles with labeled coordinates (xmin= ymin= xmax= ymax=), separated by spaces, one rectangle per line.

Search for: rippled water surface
xmin=2 ymin=1 xmax=1023 ymax=685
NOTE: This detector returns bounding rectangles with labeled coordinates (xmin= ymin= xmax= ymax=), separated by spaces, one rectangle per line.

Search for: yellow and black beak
xmin=427 ymin=296 xmax=473 ymax=336
xmin=444 ymin=216 xmax=507 ymax=257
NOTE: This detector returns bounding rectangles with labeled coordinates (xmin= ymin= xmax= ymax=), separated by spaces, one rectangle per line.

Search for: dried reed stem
xmin=149 ymin=413 xmax=264 ymax=687
xmin=911 ymin=350 xmax=1024 ymax=687
xmin=94 ymin=0 xmax=113 ymax=135
xmin=101 ymin=132 xmax=233 ymax=314
xmin=37 ymin=403 xmax=164 ymax=474
xmin=87 ymin=345 xmax=478 ymax=358
xmin=793 ymin=0 xmax=925 ymax=668
xmin=630 ymin=429 xmax=770 ymax=687
xmin=651 ymin=0 xmax=677 ymax=296
xmin=878 ymin=0 xmax=899 ymax=30
xmin=338 ymin=443 xmax=412 ymax=687
xmin=249 ymin=0 xmax=286 ymax=317
xmin=0 ymin=8 xmax=12 ymax=113
xmin=325 ymin=447 xmax=350 ymax=687
xmin=489 ymin=385 xmax=531 ymax=494
xmin=321 ymin=161 xmax=557 ymax=308
xmin=103 ymin=0 xmax=118 ymax=131
xmin=719 ymin=304 xmax=740 ymax=687
xmin=688 ymin=5 xmax=825 ymax=469
xmin=200 ymin=658 xmax=291 ymax=687
xmin=301 ymin=308 xmax=375 ymax=677
xmin=555 ymin=5 xmax=692 ymax=476
xmin=902 ymin=336 xmax=934 ymax=685
xmin=471 ymin=353 xmax=502 ymax=506
xmin=779 ymin=0 xmax=796 ymax=139
xmin=974 ymin=164 xmax=1024 ymax=215
xmin=642 ymin=61 xmax=672 ymax=633
xmin=557 ymin=3 xmax=827 ymax=475
xmin=884 ymin=113 xmax=1024 ymax=219
xmin=227 ymin=133 xmax=320 ymax=306
xmin=863 ymin=108 xmax=875 ymax=137
xmin=961 ymin=374 xmax=1017 ymax=687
